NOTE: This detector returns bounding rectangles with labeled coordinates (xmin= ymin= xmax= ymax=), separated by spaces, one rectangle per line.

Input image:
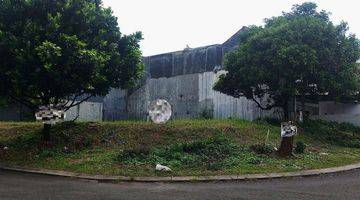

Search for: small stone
xmin=3 ymin=146 xmax=8 ymax=150
xmin=320 ymin=152 xmax=329 ymax=156
xmin=155 ymin=164 xmax=172 ymax=172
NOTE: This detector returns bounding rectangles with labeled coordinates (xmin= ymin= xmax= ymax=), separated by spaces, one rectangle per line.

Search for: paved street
xmin=1 ymin=169 xmax=360 ymax=200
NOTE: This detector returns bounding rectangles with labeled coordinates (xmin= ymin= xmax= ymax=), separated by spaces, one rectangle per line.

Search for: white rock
xmin=3 ymin=146 xmax=8 ymax=150
xmin=155 ymin=164 xmax=172 ymax=172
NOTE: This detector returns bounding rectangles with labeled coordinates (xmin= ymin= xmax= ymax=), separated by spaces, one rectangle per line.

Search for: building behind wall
xmin=101 ymin=27 xmax=281 ymax=121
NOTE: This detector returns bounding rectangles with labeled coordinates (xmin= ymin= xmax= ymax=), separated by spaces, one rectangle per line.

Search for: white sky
xmin=102 ymin=0 xmax=360 ymax=56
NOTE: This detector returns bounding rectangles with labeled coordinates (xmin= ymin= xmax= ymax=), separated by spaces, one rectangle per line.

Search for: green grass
xmin=0 ymin=119 xmax=360 ymax=177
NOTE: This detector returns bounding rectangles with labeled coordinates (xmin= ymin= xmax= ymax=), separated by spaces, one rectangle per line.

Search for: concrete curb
xmin=1 ymin=163 xmax=360 ymax=182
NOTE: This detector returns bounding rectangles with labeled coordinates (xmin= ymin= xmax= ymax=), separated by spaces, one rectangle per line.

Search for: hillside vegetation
xmin=0 ymin=119 xmax=359 ymax=177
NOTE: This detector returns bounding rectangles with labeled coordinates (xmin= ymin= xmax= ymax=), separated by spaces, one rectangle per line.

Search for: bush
xmin=301 ymin=119 xmax=360 ymax=148
xmin=117 ymin=146 xmax=150 ymax=161
xmin=7 ymin=132 xmax=41 ymax=150
xmin=294 ymin=141 xmax=306 ymax=154
xmin=38 ymin=149 xmax=60 ymax=158
xmin=117 ymin=135 xmax=245 ymax=170
xmin=250 ymin=144 xmax=274 ymax=155
xmin=199 ymin=109 xmax=214 ymax=119
xmin=254 ymin=117 xmax=281 ymax=126
xmin=247 ymin=157 xmax=263 ymax=165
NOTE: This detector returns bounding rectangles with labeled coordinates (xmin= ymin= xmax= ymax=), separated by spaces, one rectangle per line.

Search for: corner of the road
xmin=1 ymin=163 xmax=360 ymax=182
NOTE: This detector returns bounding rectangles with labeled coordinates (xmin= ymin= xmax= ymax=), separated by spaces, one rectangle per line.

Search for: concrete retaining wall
xmin=103 ymin=89 xmax=128 ymax=120
xmin=124 ymin=71 xmax=281 ymax=120
xmin=199 ymin=71 xmax=282 ymax=120
xmin=127 ymin=73 xmax=200 ymax=119
xmin=65 ymin=101 xmax=103 ymax=121
xmin=0 ymin=104 xmax=32 ymax=121
xmin=314 ymin=101 xmax=360 ymax=126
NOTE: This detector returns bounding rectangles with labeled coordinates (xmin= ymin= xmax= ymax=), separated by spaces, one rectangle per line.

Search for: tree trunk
xmin=278 ymin=100 xmax=294 ymax=157
xmin=282 ymin=101 xmax=289 ymax=120
xmin=277 ymin=136 xmax=294 ymax=157
xmin=42 ymin=123 xmax=51 ymax=141
xmin=300 ymin=93 xmax=305 ymax=113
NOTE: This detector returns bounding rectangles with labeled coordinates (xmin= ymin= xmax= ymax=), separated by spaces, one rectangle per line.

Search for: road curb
xmin=1 ymin=163 xmax=360 ymax=182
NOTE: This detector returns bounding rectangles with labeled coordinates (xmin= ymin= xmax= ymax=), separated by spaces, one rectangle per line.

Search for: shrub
xmin=250 ymin=144 xmax=274 ymax=155
xmin=247 ymin=156 xmax=263 ymax=165
xmin=294 ymin=141 xmax=306 ymax=154
xmin=8 ymin=132 xmax=41 ymax=150
xmin=254 ymin=117 xmax=281 ymax=126
xmin=199 ymin=109 xmax=214 ymax=119
xmin=117 ymin=135 xmax=245 ymax=170
xmin=38 ymin=149 xmax=60 ymax=158
xmin=301 ymin=119 xmax=360 ymax=148
xmin=117 ymin=146 xmax=150 ymax=161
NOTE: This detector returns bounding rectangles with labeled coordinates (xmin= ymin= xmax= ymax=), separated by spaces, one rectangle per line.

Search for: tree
xmin=0 ymin=0 xmax=144 ymax=113
xmin=214 ymin=2 xmax=360 ymax=119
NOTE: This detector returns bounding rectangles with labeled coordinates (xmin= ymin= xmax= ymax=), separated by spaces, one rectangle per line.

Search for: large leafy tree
xmin=214 ymin=2 xmax=360 ymax=119
xmin=0 ymin=0 xmax=143 ymax=112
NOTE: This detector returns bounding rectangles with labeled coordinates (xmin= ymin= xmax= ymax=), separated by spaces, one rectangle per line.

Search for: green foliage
xmin=38 ymin=149 xmax=60 ymax=159
xmin=5 ymin=132 xmax=41 ymax=150
xmin=118 ymin=135 xmax=245 ymax=170
xmin=254 ymin=117 xmax=281 ymax=126
xmin=295 ymin=141 xmax=306 ymax=154
xmin=49 ymin=122 xmax=102 ymax=150
xmin=247 ymin=157 xmax=264 ymax=165
xmin=1 ymin=120 xmax=360 ymax=176
xmin=199 ymin=109 xmax=214 ymax=119
xmin=0 ymin=96 xmax=9 ymax=107
xmin=301 ymin=119 xmax=360 ymax=148
xmin=250 ymin=144 xmax=274 ymax=155
xmin=214 ymin=2 xmax=360 ymax=117
xmin=0 ymin=121 xmax=104 ymax=157
xmin=0 ymin=0 xmax=144 ymax=110
xmin=117 ymin=146 xmax=150 ymax=161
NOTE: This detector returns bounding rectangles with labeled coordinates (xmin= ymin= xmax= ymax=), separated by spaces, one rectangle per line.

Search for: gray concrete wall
xmin=0 ymin=101 xmax=103 ymax=122
xmin=127 ymin=73 xmax=201 ymax=119
xmin=0 ymin=104 xmax=33 ymax=121
xmin=101 ymin=27 xmax=282 ymax=121
xmin=65 ymin=101 xmax=103 ymax=121
xmin=103 ymin=89 xmax=128 ymax=120
xmin=125 ymin=70 xmax=281 ymax=120
xmin=199 ymin=71 xmax=282 ymax=120
xmin=314 ymin=101 xmax=360 ymax=126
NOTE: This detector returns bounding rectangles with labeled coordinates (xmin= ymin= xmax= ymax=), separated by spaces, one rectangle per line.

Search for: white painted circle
xmin=148 ymin=99 xmax=172 ymax=124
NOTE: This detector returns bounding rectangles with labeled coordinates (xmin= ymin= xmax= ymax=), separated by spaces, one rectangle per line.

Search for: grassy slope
xmin=0 ymin=119 xmax=360 ymax=177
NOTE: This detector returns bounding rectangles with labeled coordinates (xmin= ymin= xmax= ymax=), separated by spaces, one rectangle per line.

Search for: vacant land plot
xmin=0 ymin=119 xmax=359 ymax=177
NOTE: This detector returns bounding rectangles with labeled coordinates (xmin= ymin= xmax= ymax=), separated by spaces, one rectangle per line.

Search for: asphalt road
xmin=1 ymin=169 xmax=360 ymax=200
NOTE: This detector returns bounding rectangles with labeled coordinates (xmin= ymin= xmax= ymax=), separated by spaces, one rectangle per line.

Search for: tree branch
xmin=64 ymin=91 xmax=86 ymax=110
xmin=251 ymin=95 xmax=284 ymax=110
xmin=64 ymin=93 xmax=94 ymax=111
xmin=8 ymin=94 xmax=36 ymax=111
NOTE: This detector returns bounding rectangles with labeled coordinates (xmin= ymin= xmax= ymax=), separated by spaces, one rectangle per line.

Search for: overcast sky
xmin=102 ymin=0 xmax=360 ymax=56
